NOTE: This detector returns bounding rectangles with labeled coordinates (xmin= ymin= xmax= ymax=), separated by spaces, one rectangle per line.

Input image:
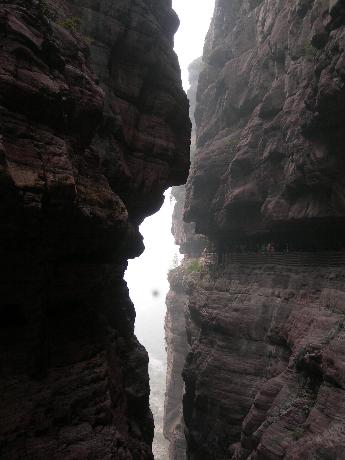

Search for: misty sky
xmin=125 ymin=2 xmax=215 ymax=455
xmin=173 ymin=0 xmax=215 ymax=89
xmin=125 ymin=0 xmax=215 ymax=341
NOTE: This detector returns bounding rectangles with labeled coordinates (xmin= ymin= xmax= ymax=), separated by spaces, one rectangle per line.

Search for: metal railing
xmin=217 ymin=251 xmax=345 ymax=267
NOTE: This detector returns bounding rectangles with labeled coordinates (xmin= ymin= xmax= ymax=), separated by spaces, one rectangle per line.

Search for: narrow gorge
xmin=1 ymin=0 xmax=345 ymax=459
xmin=165 ymin=0 xmax=345 ymax=459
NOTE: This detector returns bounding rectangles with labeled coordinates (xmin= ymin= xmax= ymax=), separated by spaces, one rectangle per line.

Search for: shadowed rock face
xmin=171 ymin=58 xmax=207 ymax=258
xmin=164 ymin=57 xmax=205 ymax=460
xmin=164 ymin=267 xmax=189 ymax=460
xmin=0 ymin=0 xmax=190 ymax=458
xmin=183 ymin=262 xmax=345 ymax=460
xmin=169 ymin=1 xmax=345 ymax=459
xmin=185 ymin=0 xmax=345 ymax=244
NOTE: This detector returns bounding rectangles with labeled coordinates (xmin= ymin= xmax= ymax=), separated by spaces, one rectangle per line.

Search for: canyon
xmin=2 ymin=0 xmax=345 ymax=459
xmin=165 ymin=0 xmax=345 ymax=459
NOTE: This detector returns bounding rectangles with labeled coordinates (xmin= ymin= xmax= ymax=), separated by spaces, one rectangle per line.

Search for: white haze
xmin=125 ymin=191 xmax=178 ymax=362
xmin=173 ymin=0 xmax=215 ymax=90
xmin=125 ymin=1 xmax=215 ymax=458
xmin=125 ymin=192 xmax=178 ymax=458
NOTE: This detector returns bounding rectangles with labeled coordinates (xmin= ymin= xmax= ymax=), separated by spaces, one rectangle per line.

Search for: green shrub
xmin=186 ymin=259 xmax=202 ymax=273
xmin=60 ymin=16 xmax=82 ymax=33
xmin=84 ymin=36 xmax=94 ymax=47
xmin=226 ymin=135 xmax=241 ymax=157
xmin=303 ymin=42 xmax=316 ymax=60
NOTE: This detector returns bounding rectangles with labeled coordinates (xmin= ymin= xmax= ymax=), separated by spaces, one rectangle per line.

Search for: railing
xmin=218 ymin=251 xmax=345 ymax=267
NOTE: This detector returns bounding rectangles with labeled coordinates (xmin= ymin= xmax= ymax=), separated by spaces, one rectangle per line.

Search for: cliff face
xmin=164 ymin=267 xmax=189 ymax=460
xmin=164 ymin=58 xmax=204 ymax=460
xmin=0 ymin=1 xmax=190 ymax=458
xmin=183 ymin=259 xmax=345 ymax=459
xmin=185 ymin=0 xmax=345 ymax=246
xmin=171 ymin=57 xmax=206 ymax=258
xmin=167 ymin=1 xmax=345 ymax=459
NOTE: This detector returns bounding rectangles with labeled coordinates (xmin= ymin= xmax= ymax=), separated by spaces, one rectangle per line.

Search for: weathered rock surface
xmin=185 ymin=0 xmax=345 ymax=244
xmin=0 ymin=0 xmax=190 ymax=458
xmin=174 ymin=1 xmax=345 ymax=459
xmin=164 ymin=267 xmax=189 ymax=460
xmin=164 ymin=58 xmax=204 ymax=460
xmin=171 ymin=58 xmax=206 ymax=257
xmin=183 ymin=260 xmax=345 ymax=460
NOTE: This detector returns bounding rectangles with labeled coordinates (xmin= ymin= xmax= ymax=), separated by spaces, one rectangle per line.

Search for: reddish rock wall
xmin=171 ymin=58 xmax=206 ymax=258
xmin=164 ymin=267 xmax=189 ymax=460
xmin=185 ymin=0 xmax=345 ymax=243
xmin=175 ymin=1 xmax=345 ymax=459
xmin=164 ymin=57 xmax=205 ymax=460
xmin=182 ymin=260 xmax=345 ymax=459
xmin=0 ymin=0 xmax=190 ymax=458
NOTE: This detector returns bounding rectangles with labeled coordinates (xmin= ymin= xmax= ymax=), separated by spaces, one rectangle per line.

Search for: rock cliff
xmin=185 ymin=0 xmax=345 ymax=249
xmin=0 ymin=0 xmax=190 ymax=458
xmin=171 ymin=58 xmax=206 ymax=258
xmin=165 ymin=1 xmax=345 ymax=459
xmin=164 ymin=266 xmax=189 ymax=460
xmin=164 ymin=57 xmax=204 ymax=460
xmin=183 ymin=258 xmax=345 ymax=459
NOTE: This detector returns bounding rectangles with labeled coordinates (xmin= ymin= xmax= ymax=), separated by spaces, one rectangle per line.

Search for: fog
xmin=173 ymin=0 xmax=215 ymax=90
xmin=125 ymin=1 xmax=215 ymax=458
xmin=125 ymin=191 xmax=178 ymax=457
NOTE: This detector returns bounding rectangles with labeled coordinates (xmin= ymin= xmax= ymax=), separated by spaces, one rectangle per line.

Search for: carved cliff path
xmin=219 ymin=251 xmax=345 ymax=267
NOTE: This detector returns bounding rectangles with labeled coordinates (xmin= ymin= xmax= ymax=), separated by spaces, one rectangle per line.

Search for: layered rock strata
xmin=164 ymin=57 xmax=204 ymax=460
xmin=177 ymin=0 xmax=345 ymax=459
xmin=185 ymin=0 xmax=345 ymax=246
xmin=164 ymin=266 xmax=189 ymax=460
xmin=183 ymin=259 xmax=345 ymax=459
xmin=171 ymin=58 xmax=206 ymax=258
xmin=0 ymin=0 xmax=190 ymax=458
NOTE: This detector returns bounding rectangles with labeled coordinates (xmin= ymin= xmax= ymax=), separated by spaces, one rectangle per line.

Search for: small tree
xmin=171 ymin=253 xmax=179 ymax=269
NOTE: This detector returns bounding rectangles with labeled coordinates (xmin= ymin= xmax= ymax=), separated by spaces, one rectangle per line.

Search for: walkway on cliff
xmin=218 ymin=252 xmax=345 ymax=267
